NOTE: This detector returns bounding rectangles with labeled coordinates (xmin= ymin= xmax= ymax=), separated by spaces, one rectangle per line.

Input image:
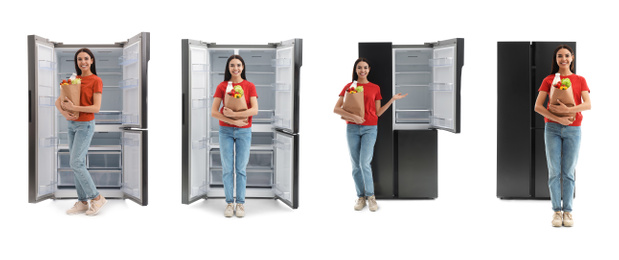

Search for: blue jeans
xmin=219 ymin=126 xmax=252 ymax=204
xmin=545 ymin=122 xmax=581 ymax=212
xmin=346 ymin=124 xmax=377 ymax=197
xmin=67 ymin=120 xmax=99 ymax=201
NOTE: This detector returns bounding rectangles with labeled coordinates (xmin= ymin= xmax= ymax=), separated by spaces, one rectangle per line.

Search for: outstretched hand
xmin=392 ymin=93 xmax=408 ymax=101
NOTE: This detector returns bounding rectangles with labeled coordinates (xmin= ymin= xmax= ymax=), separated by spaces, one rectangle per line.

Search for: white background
xmin=2 ymin=0 xmax=617 ymax=259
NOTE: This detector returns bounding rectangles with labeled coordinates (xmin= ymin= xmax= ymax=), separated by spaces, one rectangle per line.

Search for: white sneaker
xmin=552 ymin=211 xmax=563 ymax=227
xmin=563 ymin=212 xmax=574 ymax=227
xmin=66 ymin=201 xmax=88 ymax=215
xmin=354 ymin=197 xmax=366 ymax=211
xmin=235 ymin=204 xmax=245 ymax=218
xmin=224 ymin=203 xmax=234 ymax=217
xmin=368 ymin=195 xmax=378 ymax=212
xmin=85 ymin=195 xmax=107 ymax=216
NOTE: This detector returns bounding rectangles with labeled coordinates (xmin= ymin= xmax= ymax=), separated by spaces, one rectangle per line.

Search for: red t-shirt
xmin=538 ymin=74 xmax=590 ymax=126
xmin=75 ymin=74 xmax=103 ymax=122
xmin=213 ymin=80 xmax=258 ymax=128
xmin=339 ymin=82 xmax=383 ymax=126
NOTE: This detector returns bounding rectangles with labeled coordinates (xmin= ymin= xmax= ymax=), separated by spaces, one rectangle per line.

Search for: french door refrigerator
xmin=359 ymin=38 xmax=464 ymax=199
xmin=497 ymin=41 xmax=576 ymax=199
xmin=182 ymin=38 xmax=301 ymax=209
xmin=28 ymin=32 xmax=149 ymax=206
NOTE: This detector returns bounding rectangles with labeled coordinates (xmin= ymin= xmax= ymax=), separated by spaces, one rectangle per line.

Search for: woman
xmin=534 ymin=45 xmax=591 ymax=227
xmin=57 ymin=48 xmax=106 ymax=216
xmin=211 ymin=55 xmax=258 ymax=217
xmin=333 ymin=58 xmax=407 ymax=212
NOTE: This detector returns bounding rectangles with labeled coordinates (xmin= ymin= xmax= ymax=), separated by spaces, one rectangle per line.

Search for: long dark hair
xmin=224 ymin=55 xmax=246 ymax=81
xmin=352 ymin=57 xmax=370 ymax=81
xmin=551 ymin=44 xmax=575 ymax=74
xmin=74 ymin=48 xmax=97 ymax=76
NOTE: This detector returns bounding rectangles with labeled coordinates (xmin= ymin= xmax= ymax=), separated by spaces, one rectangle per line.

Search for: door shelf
xmin=38 ymin=96 xmax=55 ymax=107
xmin=275 ymin=83 xmax=291 ymax=91
xmin=118 ymin=54 xmax=138 ymax=66
xmin=39 ymin=137 xmax=58 ymax=148
xmin=431 ymin=116 xmax=454 ymax=129
xmin=429 ymin=57 xmax=453 ymax=67
xmin=192 ymin=138 xmax=208 ymax=150
xmin=38 ymin=60 xmax=55 ymax=70
xmin=271 ymin=58 xmax=291 ymax=67
xmin=430 ymin=83 xmax=454 ymax=91
xmin=209 ymin=168 xmax=273 ymax=188
xmin=58 ymin=169 xmax=122 ymax=188
xmin=119 ymin=78 xmax=139 ymax=89
xmin=192 ymin=64 xmax=208 ymax=72
xmin=192 ymin=98 xmax=208 ymax=109
xmin=122 ymin=114 xmax=139 ymax=125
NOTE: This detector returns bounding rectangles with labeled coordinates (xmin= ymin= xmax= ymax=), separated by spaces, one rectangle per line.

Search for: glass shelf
xmin=119 ymin=78 xmax=139 ymax=89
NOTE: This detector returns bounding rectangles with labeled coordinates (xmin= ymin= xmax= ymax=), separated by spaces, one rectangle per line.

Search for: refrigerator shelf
xmin=395 ymin=110 xmax=432 ymax=123
xmin=58 ymin=169 xmax=122 ymax=188
xmin=121 ymin=114 xmax=139 ymax=125
xmin=210 ymin=149 xmax=274 ymax=169
xmin=94 ymin=111 xmax=122 ymax=124
xmin=395 ymin=71 xmax=431 ymax=75
xmin=209 ymin=168 xmax=273 ymax=188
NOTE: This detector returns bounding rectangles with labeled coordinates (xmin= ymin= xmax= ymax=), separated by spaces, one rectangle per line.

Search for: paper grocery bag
xmin=549 ymin=86 xmax=576 ymax=119
xmin=341 ymin=91 xmax=364 ymax=122
xmin=60 ymin=84 xmax=81 ymax=118
xmin=224 ymin=94 xmax=249 ymax=121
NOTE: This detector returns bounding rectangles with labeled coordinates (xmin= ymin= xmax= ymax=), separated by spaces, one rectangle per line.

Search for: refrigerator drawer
xmin=210 ymin=149 xmax=274 ymax=169
xmin=88 ymin=151 xmax=121 ymax=169
xmin=210 ymin=168 xmax=273 ymax=188
xmin=395 ymin=110 xmax=431 ymax=124
xmin=252 ymin=110 xmax=275 ymax=124
xmin=209 ymin=132 xmax=274 ymax=146
xmin=94 ymin=111 xmax=122 ymax=124
xmin=58 ymin=169 xmax=122 ymax=188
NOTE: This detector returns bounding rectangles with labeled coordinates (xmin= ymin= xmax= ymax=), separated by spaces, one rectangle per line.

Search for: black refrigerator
xmin=182 ymin=39 xmax=301 ymax=208
xmin=359 ymin=38 xmax=464 ymax=199
xmin=28 ymin=32 xmax=150 ymax=205
xmin=496 ymin=41 xmax=576 ymax=199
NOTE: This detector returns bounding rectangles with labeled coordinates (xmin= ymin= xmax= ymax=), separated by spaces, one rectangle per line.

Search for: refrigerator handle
xmin=28 ymin=90 xmax=32 ymax=123
xmin=182 ymin=93 xmax=185 ymax=126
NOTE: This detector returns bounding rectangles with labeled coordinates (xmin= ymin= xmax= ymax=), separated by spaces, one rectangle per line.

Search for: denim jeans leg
xmin=233 ymin=128 xmax=252 ymax=204
xmin=561 ymin=126 xmax=581 ymax=212
xmin=68 ymin=121 xmax=99 ymax=201
xmin=219 ymin=126 xmax=235 ymax=204
xmin=347 ymin=124 xmax=365 ymax=197
xmin=545 ymin=123 xmax=563 ymax=212
xmin=359 ymin=126 xmax=377 ymax=196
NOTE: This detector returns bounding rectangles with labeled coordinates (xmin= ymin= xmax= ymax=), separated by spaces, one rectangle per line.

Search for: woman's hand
xmin=61 ymin=97 xmax=76 ymax=111
xmin=391 ymin=93 xmax=408 ymax=101
xmin=61 ymin=110 xmax=78 ymax=121
xmin=549 ymin=99 xmax=570 ymax=114
xmin=222 ymin=107 xmax=236 ymax=118
xmin=349 ymin=114 xmax=365 ymax=124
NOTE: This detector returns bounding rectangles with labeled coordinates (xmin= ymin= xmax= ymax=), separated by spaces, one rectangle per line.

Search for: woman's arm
xmin=534 ymin=91 xmax=574 ymax=125
xmin=211 ymin=97 xmax=248 ymax=127
xmin=61 ymin=93 xmax=102 ymax=114
xmin=55 ymin=97 xmax=78 ymax=120
xmin=376 ymin=93 xmax=408 ymax=117
xmin=549 ymin=91 xmax=591 ymax=114
xmin=333 ymin=96 xmax=365 ymax=124
xmin=222 ymin=97 xmax=259 ymax=118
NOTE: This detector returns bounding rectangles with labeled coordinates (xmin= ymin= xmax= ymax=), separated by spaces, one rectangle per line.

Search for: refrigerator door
xmin=122 ymin=130 xmax=148 ymax=205
xmin=273 ymin=39 xmax=302 ymax=134
xmin=182 ymin=40 xmax=211 ymax=204
xmin=273 ymin=131 xmax=299 ymax=208
xmin=120 ymin=32 xmax=149 ymax=129
xmin=29 ymin=35 xmax=57 ymax=203
xmin=430 ymin=38 xmax=463 ymax=133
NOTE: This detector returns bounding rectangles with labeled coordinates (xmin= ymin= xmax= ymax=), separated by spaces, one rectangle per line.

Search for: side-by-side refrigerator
xmin=359 ymin=38 xmax=463 ymax=199
xmin=28 ymin=32 xmax=149 ymax=205
xmin=497 ymin=41 xmax=576 ymax=199
xmin=182 ymin=39 xmax=301 ymax=208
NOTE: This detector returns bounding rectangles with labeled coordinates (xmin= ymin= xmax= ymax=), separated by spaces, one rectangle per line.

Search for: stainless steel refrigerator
xmin=182 ymin=39 xmax=301 ymax=208
xmin=359 ymin=38 xmax=464 ymax=199
xmin=496 ymin=41 xmax=576 ymax=199
xmin=28 ymin=32 xmax=149 ymax=206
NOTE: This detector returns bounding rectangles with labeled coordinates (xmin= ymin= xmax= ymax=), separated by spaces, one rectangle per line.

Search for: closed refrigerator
xmin=359 ymin=38 xmax=464 ymax=199
xmin=496 ymin=41 xmax=576 ymax=199
xmin=182 ymin=39 xmax=301 ymax=208
xmin=28 ymin=32 xmax=149 ymax=206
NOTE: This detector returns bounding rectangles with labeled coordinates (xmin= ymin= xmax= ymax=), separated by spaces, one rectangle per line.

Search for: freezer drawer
xmin=209 ymin=168 xmax=273 ymax=188
xmin=209 ymin=132 xmax=274 ymax=146
xmin=58 ymin=150 xmax=121 ymax=169
xmin=58 ymin=169 xmax=122 ymax=188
